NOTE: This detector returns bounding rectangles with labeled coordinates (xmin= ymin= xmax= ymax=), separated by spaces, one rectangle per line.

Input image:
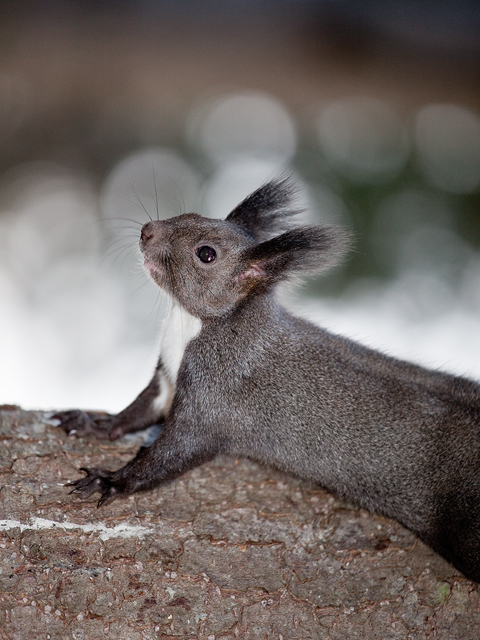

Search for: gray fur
xmin=55 ymin=178 xmax=480 ymax=583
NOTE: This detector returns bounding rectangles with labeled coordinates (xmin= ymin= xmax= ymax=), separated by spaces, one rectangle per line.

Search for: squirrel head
xmin=140 ymin=178 xmax=350 ymax=318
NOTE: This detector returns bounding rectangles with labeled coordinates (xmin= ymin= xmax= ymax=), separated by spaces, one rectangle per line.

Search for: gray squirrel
xmin=54 ymin=178 xmax=480 ymax=583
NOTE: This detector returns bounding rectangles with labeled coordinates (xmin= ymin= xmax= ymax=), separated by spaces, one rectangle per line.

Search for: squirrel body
xmin=55 ymin=179 xmax=480 ymax=583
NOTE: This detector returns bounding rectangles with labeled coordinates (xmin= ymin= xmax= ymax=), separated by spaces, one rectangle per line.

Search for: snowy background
xmin=0 ymin=1 xmax=480 ymax=412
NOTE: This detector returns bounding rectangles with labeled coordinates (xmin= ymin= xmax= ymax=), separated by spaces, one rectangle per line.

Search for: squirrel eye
xmin=197 ymin=246 xmax=216 ymax=263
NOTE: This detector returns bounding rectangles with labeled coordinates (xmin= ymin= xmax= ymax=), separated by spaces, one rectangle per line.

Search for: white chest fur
xmin=160 ymin=302 xmax=202 ymax=385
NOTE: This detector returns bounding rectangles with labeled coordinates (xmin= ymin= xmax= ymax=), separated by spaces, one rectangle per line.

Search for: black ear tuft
xmin=226 ymin=177 xmax=301 ymax=241
xmin=238 ymin=226 xmax=350 ymax=288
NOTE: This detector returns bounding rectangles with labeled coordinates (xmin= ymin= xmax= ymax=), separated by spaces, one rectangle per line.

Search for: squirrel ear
xmin=239 ymin=226 xmax=350 ymax=286
xmin=236 ymin=263 xmax=265 ymax=283
xmin=226 ymin=177 xmax=300 ymax=241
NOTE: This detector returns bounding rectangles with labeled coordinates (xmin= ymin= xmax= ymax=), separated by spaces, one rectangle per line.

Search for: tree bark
xmin=0 ymin=408 xmax=479 ymax=639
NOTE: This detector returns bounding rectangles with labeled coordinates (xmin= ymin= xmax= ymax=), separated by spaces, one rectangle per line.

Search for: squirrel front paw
xmin=68 ymin=467 xmax=124 ymax=506
xmin=52 ymin=410 xmax=115 ymax=439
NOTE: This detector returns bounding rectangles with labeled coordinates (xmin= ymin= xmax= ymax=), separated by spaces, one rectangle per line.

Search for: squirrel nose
xmin=140 ymin=222 xmax=154 ymax=244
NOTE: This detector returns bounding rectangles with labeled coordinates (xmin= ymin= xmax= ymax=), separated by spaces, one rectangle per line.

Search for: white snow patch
xmin=0 ymin=517 xmax=155 ymax=541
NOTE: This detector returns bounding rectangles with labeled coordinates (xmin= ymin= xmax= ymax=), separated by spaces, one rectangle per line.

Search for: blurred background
xmin=0 ymin=0 xmax=480 ymax=411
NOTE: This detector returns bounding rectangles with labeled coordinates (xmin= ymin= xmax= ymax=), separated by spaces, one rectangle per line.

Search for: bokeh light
xmin=371 ymin=189 xmax=455 ymax=273
xmin=187 ymin=91 xmax=297 ymax=167
xmin=316 ymin=97 xmax=409 ymax=183
xmin=0 ymin=164 xmax=164 ymax=411
xmin=1 ymin=4 xmax=480 ymax=411
xmin=102 ymin=147 xmax=201 ymax=223
xmin=415 ymin=103 xmax=480 ymax=193
xmin=0 ymin=165 xmax=99 ymax=286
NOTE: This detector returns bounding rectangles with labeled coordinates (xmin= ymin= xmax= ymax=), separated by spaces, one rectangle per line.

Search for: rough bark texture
xmin=0 ymin=408 xmax=479 ymax=639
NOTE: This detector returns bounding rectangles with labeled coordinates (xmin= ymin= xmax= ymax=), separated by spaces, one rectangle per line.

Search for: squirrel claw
xmin=68 ymin=467 xmax=123 ymax=505
xmin=52 ymin=410 xmax=114 ymax=439
xmin=97 ymin=487 xmax=119 ymax=508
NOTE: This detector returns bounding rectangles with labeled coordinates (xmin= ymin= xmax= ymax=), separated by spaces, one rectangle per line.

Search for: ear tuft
xmin=226 ymin=176 xmax=301 ymax=241
xmin=240 ymin=225 xmax=351 ymax=289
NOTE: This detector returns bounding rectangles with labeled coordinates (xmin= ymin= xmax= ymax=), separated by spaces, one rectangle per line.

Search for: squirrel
xmin=54 ymin=178 xmax=480 ymax=583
